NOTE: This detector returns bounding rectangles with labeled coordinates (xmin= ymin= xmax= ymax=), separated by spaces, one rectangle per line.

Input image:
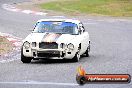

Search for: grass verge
xmin=0 ymin=36 xmax=13 ymax=55
xmin=40 ymin=0 xmax=132 ymax=16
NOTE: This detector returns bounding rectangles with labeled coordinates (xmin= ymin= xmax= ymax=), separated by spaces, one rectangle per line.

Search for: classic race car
xmin=21 ymin=19 xmax=90 ymax=63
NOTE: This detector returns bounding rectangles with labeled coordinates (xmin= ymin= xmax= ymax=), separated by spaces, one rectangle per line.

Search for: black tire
xmin=21 ymin=47 xmax=32 ymax=63
xmin=72 ymin=49 xmax=80 ymax=62
xmin=85 ymin=44 xmax=90 ymax=57
xmin=85 ymin=48 xmax=89 ymax=57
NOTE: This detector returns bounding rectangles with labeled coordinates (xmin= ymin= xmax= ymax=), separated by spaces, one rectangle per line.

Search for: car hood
xmin=23 ymin=33 xmax=77 ymax=44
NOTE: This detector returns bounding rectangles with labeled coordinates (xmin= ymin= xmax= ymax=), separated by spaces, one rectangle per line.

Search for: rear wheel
xmin=21 ymin=47 xmax=32 ymax=63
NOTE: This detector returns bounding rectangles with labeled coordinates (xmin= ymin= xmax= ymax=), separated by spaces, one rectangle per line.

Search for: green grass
xmin=40 ymin=0 xmax=132 ymax=16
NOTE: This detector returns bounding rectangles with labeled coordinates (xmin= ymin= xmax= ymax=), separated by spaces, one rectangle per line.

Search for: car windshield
xmin=33 ymin=21 xmax=78 ymax=34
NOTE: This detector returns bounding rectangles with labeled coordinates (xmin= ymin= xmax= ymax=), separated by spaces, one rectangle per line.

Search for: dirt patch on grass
xmin=0 ymin=36 xmax=13 ymax=55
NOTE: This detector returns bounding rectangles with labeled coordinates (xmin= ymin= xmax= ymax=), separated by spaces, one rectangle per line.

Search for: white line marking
xmin=22 ymin=10 xmax=33 ymax=14
xmin=13 ymin=42 xmax=22 ymax=47
xmin=0 ymin=59 xmax=19 ymax=63
xmin=52 ymin=16 xmax=65 ymax=18
xmin=0 ymin=81 xmax=79 ymax=86
xmin=1 ymin=4 xmax=48 ymax=16
xmin=7 ymin=37 xmax=17 ymax=42
xmin=35 ymin=12 xmax=47 ymax=16
xmin=2 ymin=4 xmax=16 ymax=11
xmin=2 ymin=4 xmax=67 ymax=17
xmin=10 ymin=8 xmax=21 ymax=12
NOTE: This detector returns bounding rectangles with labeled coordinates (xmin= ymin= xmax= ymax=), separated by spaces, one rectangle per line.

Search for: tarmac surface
xmin=0 ymin=0 xmax=132 ymax=88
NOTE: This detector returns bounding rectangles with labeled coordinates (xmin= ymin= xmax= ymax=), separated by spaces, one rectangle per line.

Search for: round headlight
xmin=23 ymin=41 xmax=30 ymax=49
xmin=67 ymin=43 xmax=74 ymax=50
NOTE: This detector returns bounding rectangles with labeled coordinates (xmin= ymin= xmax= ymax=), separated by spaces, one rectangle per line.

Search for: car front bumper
xmin=22 ymin=47 xmax=76 ymax=59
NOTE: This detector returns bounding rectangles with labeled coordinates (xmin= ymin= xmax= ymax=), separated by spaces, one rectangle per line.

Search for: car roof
xmin=37 ymin=19 xmax=81 ymax=25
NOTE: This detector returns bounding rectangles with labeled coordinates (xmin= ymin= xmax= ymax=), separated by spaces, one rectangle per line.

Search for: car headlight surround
xmin=23 ymin=41 xmax=30 ymax=49
xmin=32 ymin=42 xmax=36 ymax=47
xmin=60 ymin=43 xmax=66 ymax=49
xmin=67 ymin=43 xmax=74 ymax=50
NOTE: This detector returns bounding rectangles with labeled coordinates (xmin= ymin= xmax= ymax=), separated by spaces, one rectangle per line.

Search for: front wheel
xmin=21 ymin=47 xmax=32 ymax=63
xmin=84 ymin=44 xmax=90 ymax=57
xmin=72 ymin=49 xmax=81 ymax=62
xmin=85 ymin=47 xmax=89 ymax=57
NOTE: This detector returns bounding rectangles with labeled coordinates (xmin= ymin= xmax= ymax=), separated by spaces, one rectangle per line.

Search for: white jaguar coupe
xmin=21 ymin=19 xmax=90 ymax=63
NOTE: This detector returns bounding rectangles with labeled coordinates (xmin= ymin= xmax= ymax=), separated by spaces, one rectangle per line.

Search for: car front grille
xmin=37 ymin=51 xmax=60 ymax=57
xmin=39 ymin=42 xmax=58 ymax=49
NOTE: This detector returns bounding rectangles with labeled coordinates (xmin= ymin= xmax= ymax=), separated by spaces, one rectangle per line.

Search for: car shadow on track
xmin=30 ymin=55 xmax=91 ymax=64
xmin=31 ymin=59 xmax=74 ymax=64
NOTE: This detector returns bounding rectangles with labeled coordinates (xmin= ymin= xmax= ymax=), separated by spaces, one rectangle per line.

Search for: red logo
xmin=76 ymin=66 xmax=131 ymax=85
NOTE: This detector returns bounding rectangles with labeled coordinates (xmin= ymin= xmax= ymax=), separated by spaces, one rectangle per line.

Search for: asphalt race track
xmin=0 ymin=0 xmax=132 ymax=88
